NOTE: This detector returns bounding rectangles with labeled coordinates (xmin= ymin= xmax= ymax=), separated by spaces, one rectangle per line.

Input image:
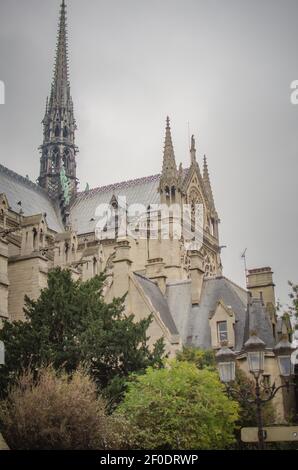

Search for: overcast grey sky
xmin=0 ymin=0 xmax=297 ymax=306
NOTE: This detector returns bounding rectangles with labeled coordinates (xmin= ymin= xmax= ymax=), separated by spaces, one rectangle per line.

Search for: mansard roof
xmin=166 ymin=275 xmax=275 ymax=352
xmin=0 ymin=164 xmax=63 ymax=232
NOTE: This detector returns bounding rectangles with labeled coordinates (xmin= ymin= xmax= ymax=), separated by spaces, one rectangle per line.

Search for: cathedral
xmin=0 ymin=1 xmax=294 ymax=420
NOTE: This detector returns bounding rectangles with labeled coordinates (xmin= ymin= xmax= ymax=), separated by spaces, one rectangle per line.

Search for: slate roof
xmin=165 ymin=275 xmax=275 ymax=351
xmin=133 ymin=272 xmax=179 ymax=336
xmin=70 ymin=174 xmax=161 ymax=235
xmin=0 ymin=164 xmax=63 ymax=232
xmin=244 ymin=298 xmax=275 ymax=349
xmin=70 ymin=167 xmax=191 ymax=235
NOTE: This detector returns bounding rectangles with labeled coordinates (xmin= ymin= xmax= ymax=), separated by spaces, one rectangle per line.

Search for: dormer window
xmin=209 ymin=300 xmax=236 ymax=349
xmin=217 ymin=321 xmax=228 ymax=343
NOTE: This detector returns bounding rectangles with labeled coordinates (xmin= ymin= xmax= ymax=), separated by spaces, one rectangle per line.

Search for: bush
xmin=117 ymin=360 xmax=239 ymax=450
xmin=0 ymin=366 xmax=127 ymax=450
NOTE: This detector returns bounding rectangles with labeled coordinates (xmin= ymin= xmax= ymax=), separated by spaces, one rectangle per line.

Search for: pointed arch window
xmin=63 ymin=149 xmax=70 ymax=170
xmin=52 ymin=147 xmax=59 ymax=171
xmin=55 ymin=125 xmax=60 ymax=137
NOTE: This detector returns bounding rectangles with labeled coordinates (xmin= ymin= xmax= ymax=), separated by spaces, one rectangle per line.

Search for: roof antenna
xmin=241 ymin=248 xmax=248 ymax=287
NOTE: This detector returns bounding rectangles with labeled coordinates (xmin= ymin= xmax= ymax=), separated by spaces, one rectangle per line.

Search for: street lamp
xmin=216 ymin=333 xmax=297 ymax=450
xmin=244 ymin=333 xmax=265 ymax=379
xmin=215 ymin=343 xmax=236 ymax=383
xmin=274 ymin=335 xmax=294 ymax=379
xmin=0 ymin=340 xmax=4 ymax=366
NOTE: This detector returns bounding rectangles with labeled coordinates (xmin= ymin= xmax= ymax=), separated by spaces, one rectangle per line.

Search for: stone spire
xmin=159 ymin=117 xmax=181 ymax=204
xmin=39 ymin=0 xmax=78 ymax=223
xmin=203 ymin=154 xmax=215 ymax=210
xmin=161 ymin=116 xmax=178 ymax=178
xmin=50 ymin=0 xmax=70 ymax=107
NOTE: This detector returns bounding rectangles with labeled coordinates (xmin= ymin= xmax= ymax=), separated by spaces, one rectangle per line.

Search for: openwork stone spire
xmin=51 ymin=0 xmax=70 ymax=107
xmin=39 ymin=0 xmax=78 ymax=224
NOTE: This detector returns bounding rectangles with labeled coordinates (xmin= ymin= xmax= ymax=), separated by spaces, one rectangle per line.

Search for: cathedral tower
xmin=38 ymin=0 xmax=78 ymax=222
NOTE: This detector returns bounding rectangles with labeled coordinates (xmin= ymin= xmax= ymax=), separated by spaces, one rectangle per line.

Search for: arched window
xmin=63 ymin=126 xmax=68 ymax=138
xmin=53 ymin=148 xmax=59 ymax=169
xmin=93 ymin=257 xmax=98 ymax=276
xmin=171 ymin=186 xmax=176 ymax=203
xmin=55 ymin=125 xmax=60 ymax=137
xmin=63 ymin=149 xmax=70 ymax=169
xmin=33 ymin=228 xmax=38 ymax=250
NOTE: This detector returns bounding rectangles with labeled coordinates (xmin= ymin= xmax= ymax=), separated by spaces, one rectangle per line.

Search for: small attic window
xmin=217 ymin=321 xmax=228 ymax=343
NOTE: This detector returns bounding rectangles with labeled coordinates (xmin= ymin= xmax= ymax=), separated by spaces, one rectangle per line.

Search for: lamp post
xmin=216 ymin=334 xmax=297 ymax=450
xmin=0 ymin=340 xmax=4 ymax=367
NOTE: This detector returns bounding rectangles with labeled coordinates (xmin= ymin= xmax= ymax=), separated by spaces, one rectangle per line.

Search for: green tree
xmin=117 ymin=360 xmax=239 ymax=450
xmin=176 ymin=346 xmax=275 ymax=447
xmin=176 ymin=346 xmax=216 ymax=370
xmin=0 ymin=268 xmax=164 ymax=403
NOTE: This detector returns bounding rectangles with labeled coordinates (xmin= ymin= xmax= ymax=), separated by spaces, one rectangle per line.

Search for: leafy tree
xmin=117 ymin=360 xmax=239 ymax=450
xmin=176 ymin=346 xmax=275 ymax=448
xmin=0 ymin=268 xmax=164 ymax=403
xmin=0 ymin=366 xmax=128 ymax=450
xmin=176 ymin=346 xmax=216 ymax=370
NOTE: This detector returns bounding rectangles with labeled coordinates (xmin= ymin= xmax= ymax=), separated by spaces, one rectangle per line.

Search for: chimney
xmin=247 ymin=267 xmax=275 ymax=306
xmin=189 ymin=250 xmax=204 ymax=304
xmin=145 ymin=258 xmax=167 ymax=294
xmin=113 ymin=239 xmax=132 ymax=297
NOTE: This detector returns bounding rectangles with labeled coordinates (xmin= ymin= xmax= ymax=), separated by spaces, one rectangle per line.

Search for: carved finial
xmin=191 ymin=134 xmax=195 ymax=151
xmin=166 ymin=115 xmax=170 ymax=129
xmin=190 ymin=134 xmax=196 ymax=165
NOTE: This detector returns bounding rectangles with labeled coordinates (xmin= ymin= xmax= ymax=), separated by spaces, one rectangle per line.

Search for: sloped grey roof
xmin=70 ymin=168 xmax=190 ymax=235
xmin=133 ymin=273 xmax=179 ymax=335
xmin=244 ymin=298 xmax=275 ymax=348
xmin=70 ymin=174 xmax=161 ymax=235
xmin=0 ymin=164 xmax=63 ymax=232
xmin=166 ymin=279 xmax=193 ymax=343
xmin=167 ymin=276 xmax=249 ymax=352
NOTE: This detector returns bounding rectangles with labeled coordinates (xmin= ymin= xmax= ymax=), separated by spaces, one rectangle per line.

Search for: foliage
xmin=233 ymin=367 xmax=275 ymax=428
xmin=287 ymin=281 xmax=298 ymax=322
xmin=175 ymin=346 xmax=275 ymax=448
xmin=117 ymin=360 xmax=239 ymax=450
xmin=0 ymin=366 xmax=128 ymax=450
xmin=176 ymin=346 xmax=216 ymax=370
xmin=0 ymin=268 xmax=165 ymax=404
